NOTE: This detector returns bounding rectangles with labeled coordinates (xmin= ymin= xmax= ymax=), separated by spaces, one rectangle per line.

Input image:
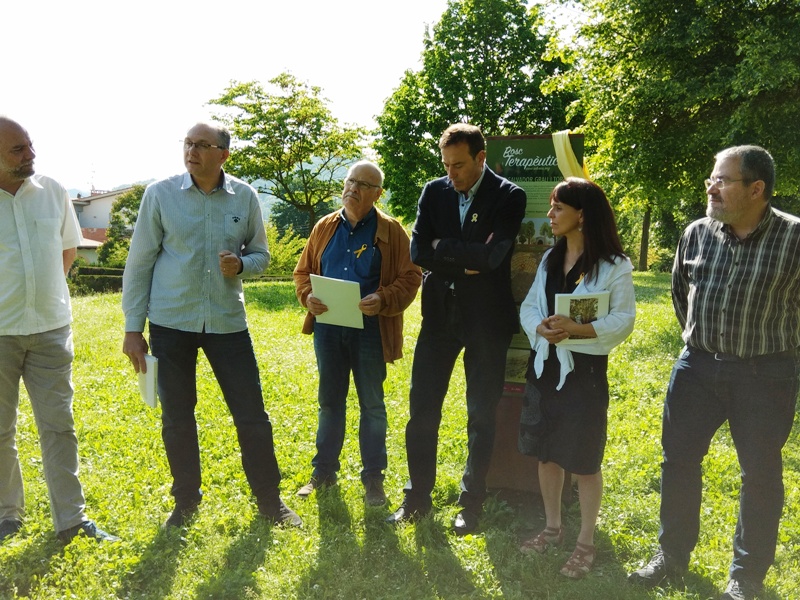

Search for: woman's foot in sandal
xmin=519 ymin=526 xmax=563 ymax=554
xmin=560 ymin=541 xmax=596 ymax=579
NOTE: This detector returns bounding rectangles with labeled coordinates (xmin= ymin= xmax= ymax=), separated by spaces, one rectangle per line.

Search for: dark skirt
xmin=529 ymin=350 xmax=609 ymax=475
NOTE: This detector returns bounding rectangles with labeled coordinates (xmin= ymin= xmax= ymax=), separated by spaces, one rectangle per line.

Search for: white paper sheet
xmin=310 ymin=274 xmax=364 ymax=329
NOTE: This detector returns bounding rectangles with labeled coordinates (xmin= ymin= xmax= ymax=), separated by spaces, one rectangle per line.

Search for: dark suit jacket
xmin=410 ymin=167 xmax=527 ymax=342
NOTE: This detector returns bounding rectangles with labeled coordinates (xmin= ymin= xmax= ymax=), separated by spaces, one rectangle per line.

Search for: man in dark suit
xmin=386 ymin=123 xmax=526 ymax=534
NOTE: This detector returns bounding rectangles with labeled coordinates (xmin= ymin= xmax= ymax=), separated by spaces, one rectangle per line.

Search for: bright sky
xmin=3 ymin=0 xmax=451 ymax=192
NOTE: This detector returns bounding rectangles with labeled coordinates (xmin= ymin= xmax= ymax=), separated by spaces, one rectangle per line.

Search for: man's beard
xmin=706 ymin=202 xmax=747 ymax=226
xmin=13 ymin=163 xmax=35 ymax=179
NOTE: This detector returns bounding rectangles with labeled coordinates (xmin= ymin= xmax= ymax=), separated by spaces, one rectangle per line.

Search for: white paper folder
xmin=138 ymin=355 xmax=159 ymax=408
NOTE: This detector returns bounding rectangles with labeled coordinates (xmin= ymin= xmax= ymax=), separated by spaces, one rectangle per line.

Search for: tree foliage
xmin=376 ymin=0 xmax=579 ymax=222
xmin=210 ymin=74 xmax=367 ymax=233
xmin=97 ymin=184 xmax=146 ymax=267
xmin=269 ymin=197 xmax=338 ymax=238
xmin=555 ymin=0 xmax=800 ymax=265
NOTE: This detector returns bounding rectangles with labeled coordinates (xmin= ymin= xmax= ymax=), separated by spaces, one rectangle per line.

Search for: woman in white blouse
xmin=518 ymin=178 xmax=635 ymax=579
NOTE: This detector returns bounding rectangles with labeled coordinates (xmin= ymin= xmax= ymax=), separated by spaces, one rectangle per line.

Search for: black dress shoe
xmin=164 ymin=504 xmax=199 ymax=529
xmin=385 ymin=502 xmax=430 ymax=524
xmin=57 ymin=520 xmax=120 ymax=543
xmin=453 ymin=510 xmax=479 ymax=535
xmin=0 ymin=519 xmax=23 ymax=543
xmin=720 ymin=578 xmax=763 ymax=600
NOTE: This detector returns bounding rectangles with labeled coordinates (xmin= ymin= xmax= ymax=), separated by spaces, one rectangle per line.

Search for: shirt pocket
xmin=34 ymin=218 xmax=62 ymax=252
xmin=224 ymin=213 xmax=247 ymax=248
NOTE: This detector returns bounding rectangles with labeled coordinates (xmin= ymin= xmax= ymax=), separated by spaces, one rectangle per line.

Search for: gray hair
xmin=189 ymin=122 xmax=230 ymax=150
xmin=716 ymin=145 xmax=775 ymax=199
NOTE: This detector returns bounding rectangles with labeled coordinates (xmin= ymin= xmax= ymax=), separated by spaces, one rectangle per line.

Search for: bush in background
xmin=262 ymin=222 xmax=306 ymax=277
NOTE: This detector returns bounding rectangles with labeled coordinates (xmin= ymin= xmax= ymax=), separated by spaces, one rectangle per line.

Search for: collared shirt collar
xmin=719 ymin=203 xmax=773 ymax=242
xmin=1 ymin=175 xmax=42 ymax=198
xmin=459 ymin=165 xmax=486 ymax=202
xmin=338 ymin=205 xmax=377 ymax=229
xmin=24 ymin=176 xmax=43 ymax=191
xmin=180 ymin=170 xmax=235 ymax=195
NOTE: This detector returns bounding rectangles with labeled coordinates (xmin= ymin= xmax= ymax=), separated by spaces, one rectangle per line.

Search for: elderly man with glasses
xmin=122 ymin=122 xmax=301 ymax=529
xmin=293 ymin=160 xmax=421 ymax=507
xmin=629 ymin=145 xmax=800 ymax=600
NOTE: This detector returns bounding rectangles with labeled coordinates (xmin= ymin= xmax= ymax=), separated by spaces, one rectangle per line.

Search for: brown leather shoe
xmin=259 ymin=498 xmax=302 ymax=528
xmin=628 ymin=550 xmax=687 ymax=588
xmin=364 ymin=479 xmax=387 ymax=506
xmin=296 ymin=475 xmax=337 ymax=498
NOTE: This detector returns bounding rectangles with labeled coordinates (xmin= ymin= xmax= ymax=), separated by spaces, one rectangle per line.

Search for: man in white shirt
xmin=0 ymin=116 xmax=118 ymax=544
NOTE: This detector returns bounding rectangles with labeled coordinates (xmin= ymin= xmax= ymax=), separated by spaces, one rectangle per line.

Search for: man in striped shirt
xmin=629 ymin=146 xmax=800 ymax=600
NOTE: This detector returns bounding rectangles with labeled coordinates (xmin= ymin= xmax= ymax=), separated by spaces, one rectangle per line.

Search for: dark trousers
xmin=659 ymin=346 xmax=799 ymax=583
xmin=312 ymin=317 xmax=387 ymax=482
xmin=404 ymin=292 xmax=511 ymax=512
xmin=149 ymin=324 xmax=282 ymax=509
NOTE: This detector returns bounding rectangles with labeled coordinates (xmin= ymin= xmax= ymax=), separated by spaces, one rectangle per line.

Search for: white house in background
xmin=71 ymin=186 xmax=133 ymax=264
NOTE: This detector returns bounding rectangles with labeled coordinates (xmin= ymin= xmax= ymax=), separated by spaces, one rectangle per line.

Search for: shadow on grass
xmin=360 ymin=504 xmax=434 ymax=598
xmin=0 ymin=534 xmax=61 ymax=597
xmin=190 ymin=517 xmax=275 ymax=599
xmin=484 ymin=489 xmax=733 ymax=600
xmin=117 ymin=527 xmax=185 ymax=599
xmin=296 ymin=486 xmax=471 ymax=599
xmin=411 ymin=516 xmax=480 ymax=599
xmin=297 ymin=486 xmax=360 ymax=597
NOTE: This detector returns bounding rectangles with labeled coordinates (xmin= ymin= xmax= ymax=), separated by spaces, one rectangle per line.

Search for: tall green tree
xmin=269 ymin=198 xmax=338 ymax=238
xmin=555 ymin=0 xmax=800 ymax=268
xmin=97 ymin=184 xmax=145 ymax=267
xmin=210 ymin=74 xmax=367 ymax=233
xmin=376 ymin=0 xmax=578 ymax=222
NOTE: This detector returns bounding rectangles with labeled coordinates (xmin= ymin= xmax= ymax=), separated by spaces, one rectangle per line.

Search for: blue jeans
xmin=312 ymin=318 xmax=387 ymax=482
xmin=659 ymin=346 xmax=799 ymax=583
xmin=149 ymin=324 xmax=281 ymax=508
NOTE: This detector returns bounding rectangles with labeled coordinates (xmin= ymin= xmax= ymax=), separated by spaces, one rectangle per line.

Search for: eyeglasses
xmin=705 ymin=176 xmax=748 ymax=190
xmin=345 ymin=178 xmax=381 ymax=190
xmin=183 ymin=140 xmax=226 ymax=151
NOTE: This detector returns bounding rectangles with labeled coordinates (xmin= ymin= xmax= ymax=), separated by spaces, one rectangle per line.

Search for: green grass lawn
xmin=2 ymin=273 xmax=798 ymax=599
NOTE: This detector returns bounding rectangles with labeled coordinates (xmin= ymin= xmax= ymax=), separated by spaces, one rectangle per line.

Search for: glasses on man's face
xmin=345 ymin=177 xmax=381 ymax=191
xmin=183 ymin=140 xmax=226 ymax=151
xmin=705 ymin=176 xmax=747 ymax=190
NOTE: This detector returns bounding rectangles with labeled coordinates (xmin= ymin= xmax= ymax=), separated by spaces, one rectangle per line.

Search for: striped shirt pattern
xmin=672 ymin=206 xmax=800 ymax=357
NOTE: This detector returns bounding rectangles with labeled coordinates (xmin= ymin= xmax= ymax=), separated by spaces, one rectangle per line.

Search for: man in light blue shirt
xmin=122 ymin=122 xmax=300 ymax=529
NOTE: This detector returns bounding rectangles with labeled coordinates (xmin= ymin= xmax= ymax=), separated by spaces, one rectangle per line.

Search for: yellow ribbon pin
xmin=471 ymin=213 xmax=478 ymax=223
xmin=354 ymin=244 xmax=368 ymax=258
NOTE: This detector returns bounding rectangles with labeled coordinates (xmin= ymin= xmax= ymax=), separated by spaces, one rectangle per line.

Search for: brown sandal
xmin=519 ymin=526 xmax=564 ymax=554
xmin=560 ymin=542 xmax=596 ymax=579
